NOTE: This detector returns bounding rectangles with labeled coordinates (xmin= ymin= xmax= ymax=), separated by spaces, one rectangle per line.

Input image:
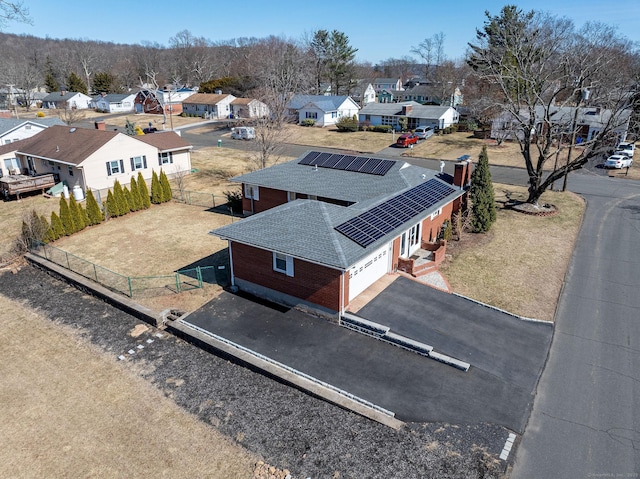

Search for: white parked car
xmin=414 ymin=126 xmax=434 ymax=140
xmin=615 ymin=142 xmax=635 ymax=158
xmin=604 ymin=154 xmax=632 ymax=169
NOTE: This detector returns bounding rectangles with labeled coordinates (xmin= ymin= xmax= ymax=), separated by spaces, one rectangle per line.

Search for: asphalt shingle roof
xmin=134 ymin=131 xmax=192 ymax=151
xmin=0 ymin=118 xmax=65 ymax=136
xmin=287 ymin=95 xmax=350 ymax=112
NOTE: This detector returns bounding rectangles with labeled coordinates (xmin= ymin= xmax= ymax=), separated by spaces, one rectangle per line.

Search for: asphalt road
xmin=512 ymin=174 xmax=640 ymax=478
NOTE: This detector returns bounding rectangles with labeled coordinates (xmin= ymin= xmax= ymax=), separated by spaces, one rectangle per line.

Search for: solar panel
xmin=297 ymin=151 xmax=396 ymax=176
xmin=335 ymin=178 xmax=458 ymax=247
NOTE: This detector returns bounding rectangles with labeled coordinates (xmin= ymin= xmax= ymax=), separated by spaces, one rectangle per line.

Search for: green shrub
xmin=224 ymin=189 xmax=243 ymax=213
xmin=137 ymin=172 xmax=151 ymax=209
xmin=301 ymin=119 xmax=316 ymax=127
xmin=150 ymin=171 xmax=163 ymax=204
xmin=112 ymin=180 xmax=128 ymax=216
xmin=68 ymin=195 xmax=85 ymax=232
xmin=129 ymin=177 xmax=142 ymax=211
xmin=159 ymin=169 xmax=172 ymax=202
xmin=36 ymin=111 xmax=45 ymax=118
xmin=85 ymin=189 xmax=104 ymax=225
xmin=106 ymin=190 xmax=119 ymax=218
xmin=123 ymin=187 xmax=134 ymax=213
xmin=59 ymin=196 xmax=74 ymax=236
xmin=50 ymin=211 xmax=64 ymax=238
xmin=372 ymin=125 xmax=392 ymax=133
xmin=336 ymin=115 xmax=359 ymax=132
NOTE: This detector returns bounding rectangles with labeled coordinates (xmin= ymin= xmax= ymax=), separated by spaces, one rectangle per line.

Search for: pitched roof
xmin=133 ymin=131 xmax=192 ymax=151
xmin=183 ymin=93 xmax=235 ymax=105
xmin=0 ymin=117 xmax=65 ymax=136
xmin=42 ymin=91 xmax=89 ymax=102
xmin=14 ymin=125 xmax=119 ymax=165
xmin=232 ymin=153 xmax=436 ymax=204
xmin=360 ymin=101 xmax=453 ymax=119
xmin=93 ymin=93 xmax=134 ymax=102
xmin=287 ymin=95 xmax=352 ymax=112
xmin=213 ymin=152 xmax=465 ymax=268
xmin=230 ymin=97 xmax=258 ymax=105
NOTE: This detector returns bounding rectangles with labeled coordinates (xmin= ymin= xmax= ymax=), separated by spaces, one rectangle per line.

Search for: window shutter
xmin=158 ymin=154 xmax=162 ymax=166
xmin=169 ymin=153 xmax=173 ymax=164
xmin=130 ymin=158 xmax=135 ymax=171
xmin=285 ymin=255 xmax=294 ymax=277
xmin=119 ymin=159 xmax=124 ymax=173
xmin=106 ymin=162 xmax=112 ymax=176
xmin=143 ymin=155 xmax=147 ymax=168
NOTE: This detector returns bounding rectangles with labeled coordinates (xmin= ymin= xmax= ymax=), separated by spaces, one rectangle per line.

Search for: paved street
xmin=512 ymin=174 xmax=640 ymax=477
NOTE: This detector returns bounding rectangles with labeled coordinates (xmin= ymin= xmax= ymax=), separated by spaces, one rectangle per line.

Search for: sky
xmin=3 ymin=0 xmax=639 ymax=64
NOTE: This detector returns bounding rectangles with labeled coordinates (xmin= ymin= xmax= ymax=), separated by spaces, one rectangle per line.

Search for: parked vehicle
xmin=615 ymin=141 xmax=635 ymax=158
xmin=604 ymin=154 xmax=632 ymax=169
xmin=231 ymin=126 xmax=255 ymax=140
xmin=396 ymin=134 xmax=419 ymax=148
xmin=414 ymin=126 xmax=434 ymax=140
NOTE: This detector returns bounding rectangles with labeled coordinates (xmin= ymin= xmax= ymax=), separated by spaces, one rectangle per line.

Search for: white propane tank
xmin=72 ymin=185 xmax=84 ymax=201
xmin=62 ymin=185 xmax=69 ymax=199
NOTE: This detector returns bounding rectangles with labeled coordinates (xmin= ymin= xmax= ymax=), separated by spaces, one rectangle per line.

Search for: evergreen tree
xmin=44 ymin=57 xmax=59 ymax=92
xmin=470 ymin=145 xmax=497 ymax=233
xmin=66 ymin=71 xmax=88 ymax=94
xmin=40 ymin=215 xmax=55 ymax=243
xmin=150 ymin=170 xmax=163 ymax=204
xmin=106 ymin=190 xmax=119 ymax=218
xmin=59 ymin=196 xmax=75 ymax=236
xmin=159 ymin=169 xmax=172 ymax=202
xmin=85 ymin=189 xmax=104 ymax=225
xmin=123 ymin=187 xmax=134 ymax=213
xmin=92 ymin=71 xmax=120 ymax=94
xmin=112 ymin=180 xmax=128 ymax=216
xmin=137 ymin=172 xmax=151 ymax=209
xmin=68 ymin=195 xmax=84 ymax=232
xmin=130 ymin=177 xmax=142 ymax=211
xmin=80 ymin=204 xmax=91 ymax=228
xmin=50 ymin=211 xmax=64 ymax=239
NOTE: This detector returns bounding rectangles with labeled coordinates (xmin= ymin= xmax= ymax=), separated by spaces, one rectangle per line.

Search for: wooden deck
xmin=0 ymin=174 xmax=56 ymax=200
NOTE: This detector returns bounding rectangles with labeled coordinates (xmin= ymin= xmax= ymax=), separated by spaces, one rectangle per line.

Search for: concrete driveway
xmin=184 ymin=276 xmax=552 ymax=432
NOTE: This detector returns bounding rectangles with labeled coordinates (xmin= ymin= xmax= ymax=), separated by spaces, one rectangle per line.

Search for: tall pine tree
xmin=150 ymin=170 xmax=163 ymax=204
xmin=50 ymin=211 xmax=64 ymax=239
xmin=59 ymin=196 xmax=75 ymax=236
xmin=130 ymin=177 xmax=142 ymax=211
xmin=159 ymin=169 xmax=172 ymax=202
xmin=112 ymin=180 xmax=128 ymax=216
xmin=68 ymin=195 xmax=84 ymax=232
xmin=85 ymin=189 xmax=104 ymax=225
xmin=470 ymin=145 xmax=497 ymax=233
xmin=106 ymin=190 xmax=119 ymax=218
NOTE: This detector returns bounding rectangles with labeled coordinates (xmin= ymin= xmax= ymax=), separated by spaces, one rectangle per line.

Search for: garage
xmin=348 ymin=243 xmax=391 ymax=301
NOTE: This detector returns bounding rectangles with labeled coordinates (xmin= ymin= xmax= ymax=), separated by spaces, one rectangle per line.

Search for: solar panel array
xmin=298 ymin=151 xmax=395 ymax=176
xmin=335 ymin=178 xmax=457 ymax=248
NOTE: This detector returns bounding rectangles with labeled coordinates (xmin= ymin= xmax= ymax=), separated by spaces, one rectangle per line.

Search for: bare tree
xmin=249 ymin=118 xmax=287 ymax=170
xmin=0 ymin=1 xmax=30 ymax=29
xmin=57 ymin=101 xmax=86 ymax=125
xmin=468 ymin=6 xmax=638 ymax=204
xmin=74 ymin=41 xmax=103 ymax=95
xmin=2 ymin=58 xmax=41 ymax=110
xmin=411 ymin=32 xmax=446 ymax=81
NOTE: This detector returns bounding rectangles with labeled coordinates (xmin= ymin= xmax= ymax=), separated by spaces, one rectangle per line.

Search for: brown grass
xmin=440 ymin=185 xmax=585 ymax=321
xmin=284 ymin=124 xmax=396 ymax=153
xmin=0 ymin=294 xmax=258 ymax=478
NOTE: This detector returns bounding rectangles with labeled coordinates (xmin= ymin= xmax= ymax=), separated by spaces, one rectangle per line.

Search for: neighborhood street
xmin=512 ymin=174 xmax=640 ymax=477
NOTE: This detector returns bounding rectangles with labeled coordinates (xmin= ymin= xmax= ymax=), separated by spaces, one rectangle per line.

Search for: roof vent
xmin=69 ymin=128 xmax=76 ymax=133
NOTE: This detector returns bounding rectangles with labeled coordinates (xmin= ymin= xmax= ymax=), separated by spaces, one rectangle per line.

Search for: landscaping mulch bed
xmin=1 ymin=265 xmax=509 ymax=479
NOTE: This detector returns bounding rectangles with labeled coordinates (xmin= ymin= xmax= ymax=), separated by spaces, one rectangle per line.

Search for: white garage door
xmin=348 ymin=243 xmax=391 ymax=301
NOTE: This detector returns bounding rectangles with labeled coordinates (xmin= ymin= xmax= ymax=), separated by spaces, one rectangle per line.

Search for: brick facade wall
xmin=242 ymin=185 xmax=288 ymax=214
xmin=231 ymin=242 xmax=343 ymax=311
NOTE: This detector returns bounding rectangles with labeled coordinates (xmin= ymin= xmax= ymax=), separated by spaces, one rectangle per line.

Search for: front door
xmin=400 ymin=223 xmax=422 ymax=258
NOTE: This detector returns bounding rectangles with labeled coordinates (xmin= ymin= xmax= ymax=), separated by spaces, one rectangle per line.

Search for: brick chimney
xmin=402 ymin=105 xmax=413 ymax=115
xmin=94 ymin=120 xmax=106 ymax=130
xmin=453 ymin=155 xmax=473 ymax=189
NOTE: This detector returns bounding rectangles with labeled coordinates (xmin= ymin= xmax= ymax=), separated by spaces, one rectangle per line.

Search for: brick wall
xmin=242 ymin=185 xmax=288 ymax=214
xmin=231 ymin=242 xmax=343 ymax=311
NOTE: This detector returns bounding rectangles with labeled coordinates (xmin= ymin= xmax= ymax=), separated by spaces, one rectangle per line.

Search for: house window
xmin=158 ymin=152 xmax=173 ymax=165
xmin=287 ymin=191 xmax=296 ymax=202
xmin=273 ymin=252 xmax=294 ymax=277
xmin=106 ymin=159 xmax=124 ymax=176
xmin=305 ymin=111 xmax=318 ymax=119
xmin=244 ymin=184 xmax=259 ymax=200
xmin=131 ymin=155 xmax=147 ymax=171
xmin=331 ymin=111 xmax=337 ymax=118
xmin=381 ymin=115 xmax=395 ymax=126
xmin=68 ymin=165 xmax=74 ymax=176
xmin=4 ymin=139 xmax=11 ymax=144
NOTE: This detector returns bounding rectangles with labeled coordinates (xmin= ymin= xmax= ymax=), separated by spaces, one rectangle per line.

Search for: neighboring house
xmin=0 ymin=125 xmax=191 ymax=197
xmin=42 ymin=91 xmax=93 ymax=109
xmin=286 ymin=95 xmax=360 ymax=127
xmin=0 ymin=118 xmax=65 ymax=145
xmin=134 ymin=88 xmax=195 ymax=115
xmin=92 ymin=93 xmax=136 ymax=113
xmin=378 ymin=88 xmax=402 ymax=104
xmin=181 ymin=93 xmax=236 ymax=119
xmin=211 ymin=151 xmax=472 ymax=317
xmin=372 ymin=78 xmax=404 ymax=92
xmin=349 ymin=81 xmax=377 ymax=107
xmin=230 ymin=98 xmax=269 ymax=119
xmin=359 ymin=101 xmax=459 ymax=130
xmin=490 ymin=106 xmax=632 ymax=144
xmin=399 ymin=85 xmax=463 ymax=107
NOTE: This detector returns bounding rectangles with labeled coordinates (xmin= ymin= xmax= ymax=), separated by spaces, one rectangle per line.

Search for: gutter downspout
xmin=228 ymin=240 xmax=236 ymax=288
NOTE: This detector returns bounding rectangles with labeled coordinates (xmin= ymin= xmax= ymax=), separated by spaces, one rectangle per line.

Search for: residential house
xmin=92 ymin=93 xmax=137 ymax=113
xmin=490 ymin=106 xmax=632 ymax=144
xmin=377 ymin=88 xmax=403 ymax=104
xmin=359 ymin=101 xmax=459 ymax=131
xmin=211 ymin=151 xmax=472 ymax=317
xmin=349 ymin=81 xmax=377 ymax=107
xmin=230 ymin=98 xmax=269 ymax=119
xmin=399 ymin=84 xmax=463 ymax=107
xmin=0 ymin=125 xmax=191 ymax=197
xmin=372 ymin=78 xmax=403 ymax=93
xmin=286 ymin=95 xmax=360 ymax=127
xmin=42 ymin=91 xmax=93 ymax=109
xmin=0 ymin=118 xmax=65 ymax=145
xmin=182 ymin=92 xmax=236 ymax=119
xmin=134 ymin=88 xmax=195 ymax=116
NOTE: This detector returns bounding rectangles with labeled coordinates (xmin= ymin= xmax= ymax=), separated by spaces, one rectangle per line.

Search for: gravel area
xmin=1 ymin=265 xmax=509 ymax=478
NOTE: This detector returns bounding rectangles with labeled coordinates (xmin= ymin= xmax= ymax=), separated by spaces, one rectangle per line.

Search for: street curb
xmin=451 ymin=292 xmax=552 ymax=325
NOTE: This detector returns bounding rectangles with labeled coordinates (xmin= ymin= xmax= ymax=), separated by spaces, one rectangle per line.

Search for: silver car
xmin=414 ymin=126 xmax=434 ymax=140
